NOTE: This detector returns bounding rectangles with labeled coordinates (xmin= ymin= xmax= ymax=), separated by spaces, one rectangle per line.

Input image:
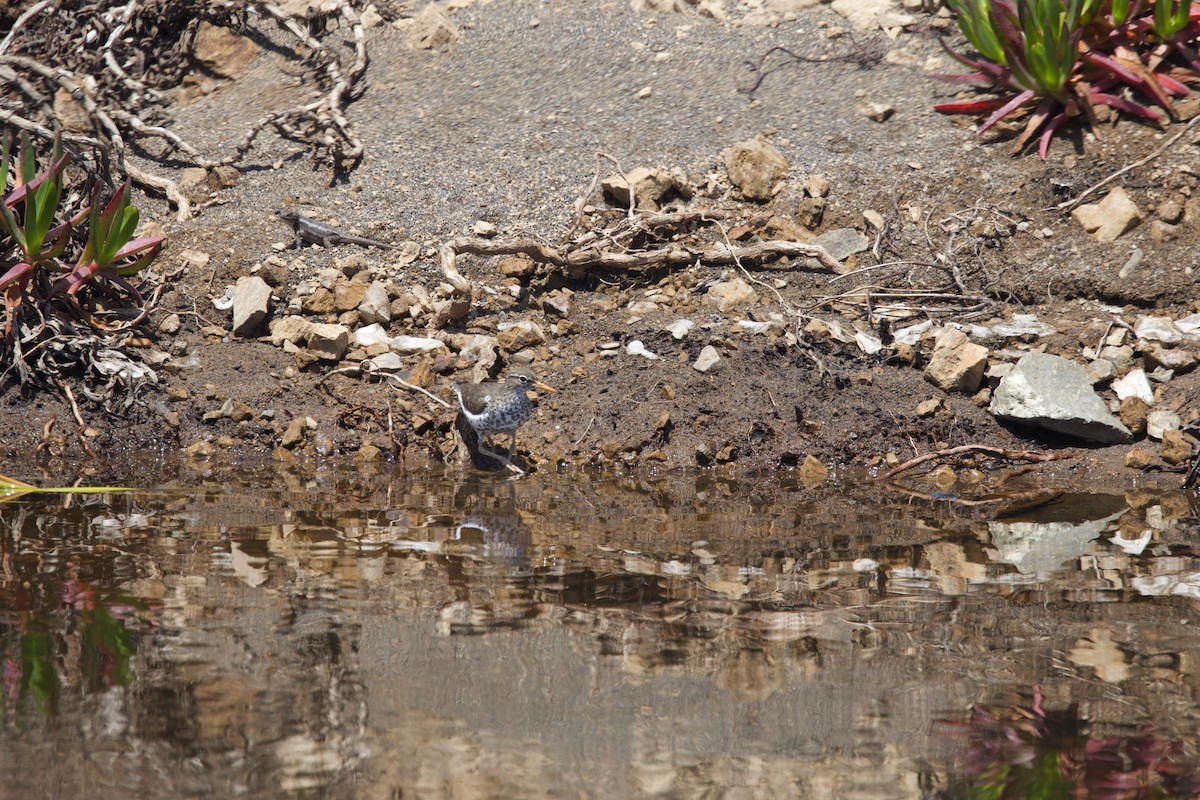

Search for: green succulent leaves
xmin=938 ymin=0 xmax=1200 ymax=157
xmin=0 ymin=132 xmax=164 ymax=304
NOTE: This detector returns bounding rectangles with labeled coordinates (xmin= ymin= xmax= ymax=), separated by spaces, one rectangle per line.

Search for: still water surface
xmin=1 ymin=465 xmax=1199 ymax=799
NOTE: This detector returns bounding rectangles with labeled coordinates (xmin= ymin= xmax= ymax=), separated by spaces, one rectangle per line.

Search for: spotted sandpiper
xmin=452 ymin=367 xmax=557 ymax=464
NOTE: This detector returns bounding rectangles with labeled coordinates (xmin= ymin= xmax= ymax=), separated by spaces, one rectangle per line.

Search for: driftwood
xmin=436 ymin=208 xmax=847 ymax=329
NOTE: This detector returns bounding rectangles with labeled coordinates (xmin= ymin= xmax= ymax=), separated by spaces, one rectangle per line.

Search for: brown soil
xmin=3 ymin=0 xmax=1199 ymax=493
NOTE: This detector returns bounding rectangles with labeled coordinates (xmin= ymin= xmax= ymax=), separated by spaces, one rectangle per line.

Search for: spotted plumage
xmin=452 ymin=368 xmax=556 ymax=461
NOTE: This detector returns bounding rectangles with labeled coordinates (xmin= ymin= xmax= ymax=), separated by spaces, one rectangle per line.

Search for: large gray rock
xmin=990 ymin=353 xmax=1132 ymax=444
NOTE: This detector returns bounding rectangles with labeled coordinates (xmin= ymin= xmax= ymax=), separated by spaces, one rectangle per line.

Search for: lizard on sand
xmin=277 ymin=209 xmax=392 ymax=249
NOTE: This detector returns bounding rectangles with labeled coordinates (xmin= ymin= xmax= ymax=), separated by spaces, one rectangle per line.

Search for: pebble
xmin=354 ymin=323 xmax=390 ymax=348
xmin=1111 ymin=368 xmax=1153 ymax=403
xmin=666 ymin=319 xmax=695 ymax=340
xmin=692 ymin=345 xmax=722 ymax=373
xmin=626 ymin=340 xmax=660 ymax=360
xmin=389 ymin=335 xmax=447 ymax=355
xmin=1147 ymin=408 xmax=1182 ymax=440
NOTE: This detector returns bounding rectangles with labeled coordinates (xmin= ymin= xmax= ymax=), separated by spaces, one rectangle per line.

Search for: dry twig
xmin=873 ymin=444 xmax=1074 ymax=482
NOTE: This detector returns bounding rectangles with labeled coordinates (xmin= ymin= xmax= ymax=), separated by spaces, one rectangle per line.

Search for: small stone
xmin=924 ymin=327 xmax=988 ymax=393
xmin=1112 ymin=369 xmax=1154 ymax=404
xmin=798 ymin=455 xmax=828 ymax=487
xmin=926 ymin=464 xmax=958 ymax=488
xmin=186 ymin=440 xmax=213 ymax=460
xmin=389 ymin=335 xmax=447 ymax=355
xmin=1125 ymin=447 xmax=1154 ymax=469
xmin=916 ymin=397 xmax=943 ymax=418
xmin=367 ymin=352 xmax=405 ymax=372
xmin=496 ymin=320 xmax=547 ymax=352
xmin=158 ymin=313 xmax=181 ymax=335
xmin=281 ymin=417 xmax=307 ymax=448
xmin=1149 ymin=220 xmax=1179 ymax=242
xmin=636 ymin=86 xmax=653 ymax=99
xmin=499 ymin=255 xmax=536 ymax=278
xmin=1157 ymin=199 xmax=1184 ymax=223
xmin=810 ymin=227 xmax=870 ymax=263
xmin=358 ymin=281 xmax=392 ymax=325
xmin=704 ymin=277 xmax=756 ymax=311
xmin=472 ymin=220 xmax=498 ymax=237
xmin=666 ymin=319 xmax=695 ymax=339
xmin=715 ymin=445 xmax=739 ymax=463
xmin=1086 ymin=359 xmax=1117 ymax=384
xmin=695 ymin=443 xmax=714 ymax=466
xmin=192 ymin=21 xmax=258 ymax=79
xmin=1161 ymin=429 xmax=1194 ymax=465
xmin=333 ymin=281 xmax=368 ymax=312
xmin=692 ymin=345 xmax=722 ymax=373
xmin=406 ymin=3 xmax=459 ymax=51
xmin=615 ymin=166 xmax=688 ymax=211
xmin=1146 ymin=408 xmax=1181 ymax=440
xmin=268 ymin=316 xmax=313 ymax=347
xmin=354 ymin=323 xmax=390 ymax=348
xmin=1135 ymin=316 xmax=1184 ymax=345
xmin=231 ymin=276 xmax=272 ymax=337
xmin=626 ymin=340 xmax=660 ymax=360
xmin=724 ymin=139 xmax=789 ymax=201
xmin=356 ymin=443 xmax=384 ymax=462
xmin=862 ymin=209 xmax=885 ymax=230
xmin=307 ymin=322 xmax=350 ymax=361
xmin=1119 ymin=396 xmax=1149 ymax=437
xmin=542 ymin=290 xmax=573 ymax=317
xmin=862 ymin=102 xmax=895 ymax=122
xmin=1144 ymin=347 xmax=1197 ymax=374
xmin=1071 ymin=186 xmax=1142 ymax=242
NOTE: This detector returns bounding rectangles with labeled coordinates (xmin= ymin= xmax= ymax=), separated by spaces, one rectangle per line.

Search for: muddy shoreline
xmin=2 ymin=0 xmax=1198 ymax=495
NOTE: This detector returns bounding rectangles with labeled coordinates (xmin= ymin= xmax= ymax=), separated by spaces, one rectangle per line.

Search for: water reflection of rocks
xmin=2 ymin=469 xmax=1200 ymax=797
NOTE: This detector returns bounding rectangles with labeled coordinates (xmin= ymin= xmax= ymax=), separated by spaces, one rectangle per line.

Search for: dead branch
xmin=873 ymin=444 xmax=1074 ymax=482
xmin=1054 ymin=114 xmax=1200 ymax=213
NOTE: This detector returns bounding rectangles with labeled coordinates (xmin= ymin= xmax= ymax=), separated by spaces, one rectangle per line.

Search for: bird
xmin=451 ymin=367 xmax=557 ymax=464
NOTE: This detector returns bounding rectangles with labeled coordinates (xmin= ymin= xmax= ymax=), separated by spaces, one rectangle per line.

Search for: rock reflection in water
xmin=0 ymin=468 xmax=1198 ymax=798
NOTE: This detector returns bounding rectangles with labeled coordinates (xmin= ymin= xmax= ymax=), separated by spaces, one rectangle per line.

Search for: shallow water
xmin=1 ymin=465 xmax=1199 ymax=799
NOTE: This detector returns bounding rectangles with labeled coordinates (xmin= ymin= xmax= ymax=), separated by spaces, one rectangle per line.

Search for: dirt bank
xmin=2 ymin=0 xmax=1198 ymax=494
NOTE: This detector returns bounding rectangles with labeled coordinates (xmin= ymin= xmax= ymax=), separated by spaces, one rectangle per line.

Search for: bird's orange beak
xmin=533 ymin=380 xmax=557 ymax=394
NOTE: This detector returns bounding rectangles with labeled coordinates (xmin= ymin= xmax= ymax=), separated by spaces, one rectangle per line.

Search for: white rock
xmin=990 ymin=314 xmax=1058 ymax=338
xmin=1111 ymin=369 xmax=1154 ymax=403
xmin=1175 ymin=313 xmax=1200 ymax=336
xmin=693 ymin=345 xmax=722 ymax=373
xmin=1147 ymin=408 xmax=1182 ymax=440
xmin=389 ymin=335 xmax=447 ymax=355
xmin=894 ymin=319 xmax=932 ymax=345
xmin=1135 ymin=315 xmax=1184 ymax=345
xmin=354 ymin=323 xmax=390 ymax=347
xmin=666 ymin=319 xmax=695 ymax=340
xmin=855 ymin=329 xmax=883 ymax=355
xmin=737 ymin=320 xmax=773 ymax=335
xmin=626 ymin=340 xmax=660 ymax=360
xmin=358 ymin=281 xmax=391 ymax=325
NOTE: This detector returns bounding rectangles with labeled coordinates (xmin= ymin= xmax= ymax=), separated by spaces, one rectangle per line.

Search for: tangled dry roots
xmin=1 ymin=0 xmax=374 ymax=219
